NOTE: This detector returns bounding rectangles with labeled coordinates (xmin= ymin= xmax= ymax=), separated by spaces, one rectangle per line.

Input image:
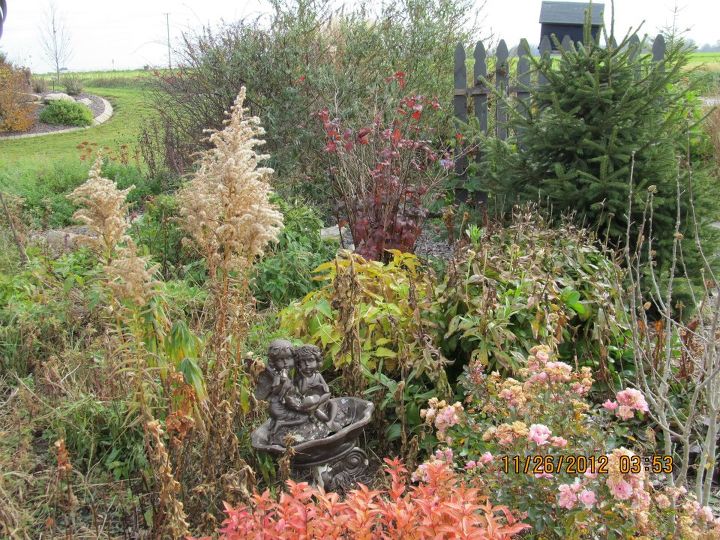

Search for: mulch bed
xmin=0 ymin=93 xmax=107 ymax=138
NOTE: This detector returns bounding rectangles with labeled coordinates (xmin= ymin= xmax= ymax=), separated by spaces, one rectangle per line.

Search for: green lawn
xmin=689 ymin=52 xmax=720 ymax=72
xmin=0 ymin=84 xmax=153 ymax=194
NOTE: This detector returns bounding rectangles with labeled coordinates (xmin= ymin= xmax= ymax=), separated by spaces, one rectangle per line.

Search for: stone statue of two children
xmin=254 ymin=339 xmax=339 ymax=444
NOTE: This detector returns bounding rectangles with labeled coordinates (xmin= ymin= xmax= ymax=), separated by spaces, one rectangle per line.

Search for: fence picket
xmin=538 ymin=36 xmax=552 ymax=86
xmin=474 ymin=41 xmax=488 ymax=134
xmin=652 ymin=34 xmax=666 ymax=68
xmin=495 ymin=40 xmax=509 ymax=140
xmin=473 ymin=41 xmax=489 ymax=205
xmin=517 ymin=39 xmax=531 ymax=119
xmin=453 ymin=43 xmax=469 ymax=202
xmin=628 ymin=34 xmax=641 ymax=78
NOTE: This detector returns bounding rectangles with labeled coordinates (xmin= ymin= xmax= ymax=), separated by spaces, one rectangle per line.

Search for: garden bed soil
xmin=0 ymin=93 xmax=107 ymax=137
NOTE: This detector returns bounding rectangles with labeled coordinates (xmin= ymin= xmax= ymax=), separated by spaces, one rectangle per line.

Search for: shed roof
xmin=539 ymin=2 xmax=604 ymax=25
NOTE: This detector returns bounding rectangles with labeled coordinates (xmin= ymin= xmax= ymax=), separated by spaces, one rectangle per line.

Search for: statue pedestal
xmin=252 ymin=397 xmax=374 ymax=492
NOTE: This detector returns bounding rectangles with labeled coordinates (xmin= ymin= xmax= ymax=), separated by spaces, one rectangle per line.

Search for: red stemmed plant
xmin=319 ymin=73 xmax=446 ymax=261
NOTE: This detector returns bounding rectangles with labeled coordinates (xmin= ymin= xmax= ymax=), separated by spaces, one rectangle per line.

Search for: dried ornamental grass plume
xmin=177 ymin=87 xmax=283 ymax=274
xmin=67 ymin=156 xmax=133 ymax=261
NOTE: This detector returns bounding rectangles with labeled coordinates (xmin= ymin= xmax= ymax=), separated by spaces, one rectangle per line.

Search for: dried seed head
xmin=67 ymin=156 xmax=134 ymax=259
xmin=177 ymin=87 xmax=283 ymax=272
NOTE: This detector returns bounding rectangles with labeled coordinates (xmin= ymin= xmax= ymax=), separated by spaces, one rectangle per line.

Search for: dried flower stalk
xmin=67 ymin=156 xmax=133 ymax=262
xmin=177 ymin=86 xmax=283 ymax=379
xmin=177 ymin=86 xmax=283 ymax=276
xmin=104 ymin=242 xmax=159 ymax=307
xmin=144 ymin=420 xmax=190 ymax=538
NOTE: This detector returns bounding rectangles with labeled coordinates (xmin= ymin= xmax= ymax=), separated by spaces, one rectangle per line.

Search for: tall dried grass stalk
xmin=171 ymin=87 xmax=278 ymax=530
xmin=68 ymin=156 xmax=160 ymax=309
xmin=104 ymin=242 xmax=159 ymax=307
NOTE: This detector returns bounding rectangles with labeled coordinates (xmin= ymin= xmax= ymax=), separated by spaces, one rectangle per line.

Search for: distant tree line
xmin=697 ymin=41 xmax=720 ymax=52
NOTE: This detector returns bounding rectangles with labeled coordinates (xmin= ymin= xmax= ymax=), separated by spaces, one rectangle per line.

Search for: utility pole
xmin=164 ymin=12 xmax=171 ymax=70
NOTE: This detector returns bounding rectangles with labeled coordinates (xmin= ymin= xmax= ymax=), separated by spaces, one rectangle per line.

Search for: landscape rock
xmin=30 ymin=226 xmax=95 ymax=257
xmin=43 ymin=92 xmax=75 ymax=103
xmin=321 ymin=224 xmax=354 ymax=249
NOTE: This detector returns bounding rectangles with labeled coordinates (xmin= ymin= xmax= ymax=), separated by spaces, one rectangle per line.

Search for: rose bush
xmin=419 ymin=345 xmax=720 ymax=538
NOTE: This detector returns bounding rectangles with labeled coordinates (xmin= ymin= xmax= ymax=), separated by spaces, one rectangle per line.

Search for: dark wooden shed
xmin=539 ymin=1 xmax=604 ymax=49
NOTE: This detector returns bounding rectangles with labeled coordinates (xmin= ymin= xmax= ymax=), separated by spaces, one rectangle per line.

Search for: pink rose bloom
xmin=616 ymin=405 xmax=634 ymax=420
xmin=557 ymin=484 xmax=577 ymax=510
xmin=584 ymin=469 xmax=597 ymax=479
xmin=603 ymin=400 xmax=618 ymax=411
xmin=616 ymin=388 xmax=649 ymax=412
xmin=578 ymin=489 xmax=596 ymax=508
xmin=465 ymin=460 xmax=477 ymax=470
xmin=655 ymin=494 xmax=671 ymax=509
xmin=570 ymin=480 xmax=583 ymax=493
xmin=536 ymin=350 xmax=549 ymax=363
xmin=699 ymin=506 xmax=714 ymax=522
xmin=528 ymin=424 xmax=552 ymax=446
xmin=571 ymin=382 xmax=587 ymax=395
xmin=480 ymin=452 xmax=493 ymax=464
xmin=550 ymin=436 xmax=568 ymax=448
xmin=527 ymin=372 xmax=549 ymax=385
xmin=609 ymin=479 xmax=633 ymax=500
xmin=545 ymin=361 xmax=573 ymax=382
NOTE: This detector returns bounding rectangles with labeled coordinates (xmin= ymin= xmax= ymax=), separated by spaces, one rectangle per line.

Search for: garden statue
xmin=252 ymin=340 xmax=374 ymax=491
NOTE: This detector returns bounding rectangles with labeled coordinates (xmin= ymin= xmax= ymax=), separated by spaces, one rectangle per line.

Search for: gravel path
xmin=414 ymin=224 xmax=454 ymax=261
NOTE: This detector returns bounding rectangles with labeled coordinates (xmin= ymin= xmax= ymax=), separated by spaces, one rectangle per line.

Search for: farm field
xmin=689 ymin=52 xmax=720 ymax=71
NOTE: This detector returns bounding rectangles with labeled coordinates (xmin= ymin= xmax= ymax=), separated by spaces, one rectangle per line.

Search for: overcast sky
xmin=1 ymin=0 xmax=718 ymax=73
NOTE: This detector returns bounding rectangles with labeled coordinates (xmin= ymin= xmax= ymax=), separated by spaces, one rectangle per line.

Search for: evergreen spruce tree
xmin=484 ymin=26 xmax=718 ymax=306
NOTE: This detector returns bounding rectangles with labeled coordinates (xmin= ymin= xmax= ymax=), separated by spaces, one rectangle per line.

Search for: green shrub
xmin=252 ymin=200 xmax=336 ymax=308
xmin=148 ymin=0 xmax=477 ymax=216
xmin=280 ymin=250 xmax=451 ymax=449
xmin=435 ymin=210 xmax=633 ymax=389
xmin=40 ymin=99 xmax=93 ymax=126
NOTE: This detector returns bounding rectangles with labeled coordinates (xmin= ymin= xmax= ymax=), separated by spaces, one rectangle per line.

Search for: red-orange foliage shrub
xmin=203 ymin=458 xmax=530 ymax=540
xmin=0 ymin=63 xmax=34 ymax=133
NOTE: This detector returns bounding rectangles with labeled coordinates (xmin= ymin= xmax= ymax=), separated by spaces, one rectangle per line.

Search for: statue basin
xmin=252 ymin=397 xmax=374 ymax=490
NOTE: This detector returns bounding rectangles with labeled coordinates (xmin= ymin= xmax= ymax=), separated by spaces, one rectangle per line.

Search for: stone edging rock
xmin=0 ymin=96 xmax=114 ymax=140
